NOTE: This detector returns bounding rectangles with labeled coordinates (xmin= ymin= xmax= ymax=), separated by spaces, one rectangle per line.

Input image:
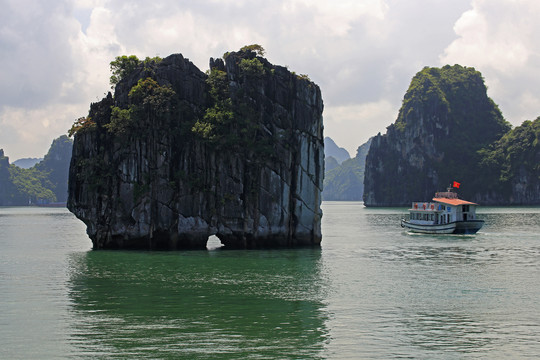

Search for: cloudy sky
xmin=1 ymin=0 xmax=539 ymax=160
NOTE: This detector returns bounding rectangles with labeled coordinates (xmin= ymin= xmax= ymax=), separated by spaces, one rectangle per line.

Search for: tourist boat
xmin=400 ymin=186 xmax=484 ymax=234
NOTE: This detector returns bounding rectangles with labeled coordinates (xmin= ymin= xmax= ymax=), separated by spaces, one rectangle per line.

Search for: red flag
xmin=453 ymin=181 xmax=461 ymax=189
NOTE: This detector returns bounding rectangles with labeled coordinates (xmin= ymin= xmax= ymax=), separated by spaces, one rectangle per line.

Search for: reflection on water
xmin=67 ymin=249 xmax=329 ymax=359
xmin=2 ymin=205 xmax=540 ymax=359
xmin=321 ymin=202 xmax=540 ymax=358
xmin=400 ymin=310 xmax=493 ymax=354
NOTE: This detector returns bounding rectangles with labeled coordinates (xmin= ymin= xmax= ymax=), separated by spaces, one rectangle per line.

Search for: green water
xmin=1 ymin=203 xmax=540 ymax=359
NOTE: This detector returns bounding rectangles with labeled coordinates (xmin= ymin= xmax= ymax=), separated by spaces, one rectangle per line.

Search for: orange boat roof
xmin=432 ymin=197 xmax=477 ymax=206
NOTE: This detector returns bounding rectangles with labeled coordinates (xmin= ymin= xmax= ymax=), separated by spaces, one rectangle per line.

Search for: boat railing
xmin=411 ymin=202 xmax=443 ymax=211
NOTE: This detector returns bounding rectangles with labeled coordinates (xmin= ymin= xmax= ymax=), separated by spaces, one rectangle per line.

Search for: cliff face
xmin=363 ymin=65 xmax=510 ymax=206
xmin=68 ymin=49 xmax=324 ymax=249
xmin=35 ymin=135 xmax=73 ymax=202
xmin=0 ymin=150 xmax=12 ymax=204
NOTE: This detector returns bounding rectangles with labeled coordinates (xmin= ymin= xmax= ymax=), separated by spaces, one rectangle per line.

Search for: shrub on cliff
xmin=477 ymin=117 xmax=540 ymax=199
xmin=109 ymin=55 xmax=141 ymax=85
xmin=109 ymin=55 xmax=162 ymax=85
xmin=240 ymin=44 xmax=265 ymax=56
xmin=192 ymin=68 xmax=233 ymax=141
xmin=68 ymin=117 xmax=95 ymax=137
xmin=106 ymin=78 xmax=177 ymax=136
xmin=193 ymin=52 xmax=272 ymax=158
xmin=239 ymin=58 xmax=265 ymax=78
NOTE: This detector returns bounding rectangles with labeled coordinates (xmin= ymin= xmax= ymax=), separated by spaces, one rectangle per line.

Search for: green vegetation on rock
xmin=239 ymin=58 xmax=265 ymax=78
xmin=109 ymin=55 xmax=162 ymax=85
xmin=8 ymin=165 xmax=56 ymax=203
xmin=193 ymin=51 xmax=273 ymax=158
xmin=0 ymin=136 xmax=73 ymax=205
xmin=192 ymin=68 xmax=233 ymax=141
xmin=105 ymin=78 xmax=177 ymax=137
xmin=68 ymin=117 xmax=95 ymax=137
xmin=476 ymin=117 xmax=540 ymax=200
xmin=239 ymin=44 xmax=266 ymax=56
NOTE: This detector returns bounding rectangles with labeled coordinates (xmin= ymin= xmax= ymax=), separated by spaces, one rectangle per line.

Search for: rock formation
xmin=68 ymin=48 xmax=324 ymax=249
xmin=35 ymin=135 xmax=73 ymax=202
xmin=324 ymin=137 xmax=350 ymax=164
xmin=363 ymin=65 xmax=511 ymax=206
xmin=323 ymin=138 xmax=372 ymax=201
xmin=0 ymin=136 xmax=72 ymax=206
xmin=0 ymin=149 xmax=12 ymax=204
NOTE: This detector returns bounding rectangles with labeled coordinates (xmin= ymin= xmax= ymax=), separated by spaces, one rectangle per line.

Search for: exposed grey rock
xmin=68 ymin=49 xmax=324 ymax=249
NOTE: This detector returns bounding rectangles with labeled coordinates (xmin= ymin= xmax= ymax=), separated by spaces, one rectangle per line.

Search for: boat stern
xmin=454 ymin=220 xmax=485 ymax=234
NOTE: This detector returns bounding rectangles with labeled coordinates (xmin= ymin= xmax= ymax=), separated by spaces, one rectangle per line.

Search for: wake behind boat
xmin=401 ymin=184 xmax=484 ymax=234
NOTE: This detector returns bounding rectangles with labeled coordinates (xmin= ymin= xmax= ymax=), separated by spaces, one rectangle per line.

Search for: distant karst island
xmin=67 ymin=45 xmax=324 ymax=250
xmin=0 ymin=135 xmax=72 ymax=206
xmin=363 ymin=65 xmax=540 ymax=206
xmin=322 ymin=65 xmax=539 ymax=205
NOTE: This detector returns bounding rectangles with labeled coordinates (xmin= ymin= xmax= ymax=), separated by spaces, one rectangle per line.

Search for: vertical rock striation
xmin=68 ymin=49 xmax=324 ymax=249
xmin=0 ymin=149 xmax=12 ymax=205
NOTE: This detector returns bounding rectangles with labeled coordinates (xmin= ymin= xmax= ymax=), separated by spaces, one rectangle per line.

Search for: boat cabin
xmin=408 ymin=190 xmax=479 ymax=225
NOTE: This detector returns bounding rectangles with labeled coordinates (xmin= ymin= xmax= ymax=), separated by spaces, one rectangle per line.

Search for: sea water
xmin=1 ymin=203 xmax=539 ymax=359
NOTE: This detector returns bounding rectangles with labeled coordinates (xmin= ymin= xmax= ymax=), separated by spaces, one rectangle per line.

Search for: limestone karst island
xmin=321 ymin=65 xmax=540 ymax=206
xmin=363 ymin=65 xmax=540 ymax=207
xmin=67 ymin=46 xmax=324 ymax=250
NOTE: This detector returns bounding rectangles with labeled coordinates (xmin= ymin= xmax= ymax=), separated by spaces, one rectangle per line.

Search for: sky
xmin=1 ymin=0 xmax=539 ymax=160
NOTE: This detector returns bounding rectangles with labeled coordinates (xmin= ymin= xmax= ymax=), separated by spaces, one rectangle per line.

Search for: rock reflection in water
xmin=67 ymin=248 xmax=329 ymax=359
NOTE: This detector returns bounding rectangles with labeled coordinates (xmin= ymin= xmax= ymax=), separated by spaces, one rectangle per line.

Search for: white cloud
xmin=0 ymin=104 xmax=83 ymax=159
xmin=286 ymin=0 xmax=389 ymax=36
xmin=324 ymin=100 xmax=398 ymax=155
xmin=0 ymin=0 xmax=79 ymax=109
xmin=441 ymin=0 xmax=540 ymax=124
xmin=441 ymin=2 xmax=529 ymax=72
xmin=1 ymin=0 xmax=539 ymax=160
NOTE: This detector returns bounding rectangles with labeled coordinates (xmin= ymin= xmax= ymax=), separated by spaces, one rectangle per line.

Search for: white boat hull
xmin=401 ymin=219 xmax=484 ymax=234
xmin=401 ymin=220 xmax=456 ymax=234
